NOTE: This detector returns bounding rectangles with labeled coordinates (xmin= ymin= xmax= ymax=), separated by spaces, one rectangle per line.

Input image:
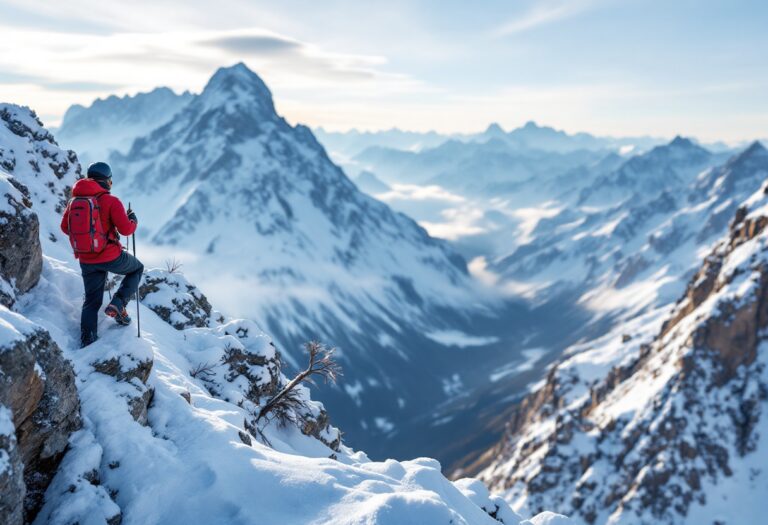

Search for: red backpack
xmin=66 ymin=196 xmax=113 ymax=254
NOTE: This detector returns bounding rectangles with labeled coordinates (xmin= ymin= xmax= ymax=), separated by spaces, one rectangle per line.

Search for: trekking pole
xmin=130 ymin=202 xmax=141 ymax=338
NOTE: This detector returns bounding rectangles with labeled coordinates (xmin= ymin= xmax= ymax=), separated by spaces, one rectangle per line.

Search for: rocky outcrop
xmin=91 ymin=348 xmax=154 ymax=426
xmin=0 ymin=324 xmax=81 ymax=523
xmin=138 ymin=268 xmax=221 ymax=329
xmin=142 ymin=268 xmax=343 ymax=452
xmin=0 ymin=104 xmax=79 ymax=258
xmin=0 ymin=175 xmax=42 ymax=307
xmin=0 ymin=407 xmax=24 ymax=525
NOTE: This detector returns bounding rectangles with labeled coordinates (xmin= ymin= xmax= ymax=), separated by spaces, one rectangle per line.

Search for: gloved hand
xmin=127 ymin=208 xmax=137 ymax=223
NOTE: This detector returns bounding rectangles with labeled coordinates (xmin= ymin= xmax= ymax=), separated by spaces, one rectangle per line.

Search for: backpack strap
xmin=94 ymin=192 xmax=122 ymax=246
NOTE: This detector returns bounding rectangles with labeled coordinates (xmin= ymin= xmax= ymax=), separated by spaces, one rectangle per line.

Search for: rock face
xmin=476 ymin=183 xmax=768 ymax=524
xmin=0 ymin=406 xmax=24 ymax=525
xmin=0 ymin=315 xmax=81 ymax=523
xmin=0 ymin=173 xmax=42 ymax=307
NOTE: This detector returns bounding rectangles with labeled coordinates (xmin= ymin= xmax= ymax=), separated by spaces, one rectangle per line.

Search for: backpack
xmin=66 ymin=196 xmax=113 ymax=254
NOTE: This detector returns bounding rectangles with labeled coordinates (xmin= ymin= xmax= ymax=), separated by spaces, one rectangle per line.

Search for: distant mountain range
xmin=56 ymin=87 xmax=193 ymax=166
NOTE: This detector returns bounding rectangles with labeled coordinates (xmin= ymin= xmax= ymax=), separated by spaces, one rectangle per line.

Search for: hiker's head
xmin=87 ymin=162 xmax=113 ymax=189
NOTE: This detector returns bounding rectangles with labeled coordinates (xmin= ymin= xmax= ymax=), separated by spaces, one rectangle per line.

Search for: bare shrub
xmin=190 ymin=361 xmax=217 ymax=379
xmin=165 ymin=257 xmax=183 ymax=274
xmin=256 ymin=341 xmax=341 ymax=424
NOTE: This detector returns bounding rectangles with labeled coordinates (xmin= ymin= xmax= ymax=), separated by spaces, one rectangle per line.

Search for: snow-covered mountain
xmin=353 ymin=170 xmax=391 ymax=194
xmin=0 ymin=102 xmax=568 ymax=525
xmin=96 ymin=63 xmax=504 ymax=455
xmin=56 ymin=87 xmax=193 ymax=167
xmin=492 ymin=139 xmax=766 ymax=312
xmin=314 ymin=127 xmax=451 ymax=166
xmin=353 ymin=137 xmax=608 ymax=196
xmin=316 ymin=121 xmax=663 ymax=173
xmin=472 ymin=180 xmax=768 ymax=524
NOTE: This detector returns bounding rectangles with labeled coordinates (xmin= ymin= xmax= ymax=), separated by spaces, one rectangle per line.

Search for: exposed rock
xmin=138 ymin=268 xmax=220 ymax=329
xmin=0 ymin=407 xmax=24 ymax=525
xmin=91 ymin=352 xmax=154 ymax=426
xmin=0 ymin=176 xmax=42 ymax=307
xmin=0 ymin=326 xmax=81 ymax=522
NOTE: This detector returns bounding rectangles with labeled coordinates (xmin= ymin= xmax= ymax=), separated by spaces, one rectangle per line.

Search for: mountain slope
xmin=106 ymin=63 xmax=499 ymax=454
xmin=474 ymin=182 xmax=768 ymax=524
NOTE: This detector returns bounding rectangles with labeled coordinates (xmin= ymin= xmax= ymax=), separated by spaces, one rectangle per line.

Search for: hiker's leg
xmin=104 ymin=251 xmax=144 ymax=309
xmin=80 ymin=264 xmax=107 ymax=346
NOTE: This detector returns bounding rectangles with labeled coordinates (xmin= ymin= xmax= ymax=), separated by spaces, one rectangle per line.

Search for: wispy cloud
xmin=493 ymin=1 xmax=593 ymax=37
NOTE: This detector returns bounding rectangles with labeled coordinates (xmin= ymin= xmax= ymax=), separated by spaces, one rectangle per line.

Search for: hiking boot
xmin=105 ymin=304 xmax=132 ymax=326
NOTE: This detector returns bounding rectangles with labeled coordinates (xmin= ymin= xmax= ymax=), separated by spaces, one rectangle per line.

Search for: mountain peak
xmin=484 ymin=122 xmax=505 ymax=135
xmin=668 ymin=135 xmax=695 ymax=148
xmin=200 ymin=62 xmax=275 ymax=115
xmin=522 ymin=120 xmax=540 ymax=130
xmin=743 ymin=140 xmax=766 ymax=157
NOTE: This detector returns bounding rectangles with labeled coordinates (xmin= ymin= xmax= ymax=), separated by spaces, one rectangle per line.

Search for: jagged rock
xmin=298 ymin=397 xmax=342 ymax=452
xmin=0 ymin=407 xmax=24 ymax=525
xmin=138 ymin=269 xmax=220 ymax=329
xmin=0 ymin=322 xmax=81 ymax=523
xmin=91 ymin=352 xmax=154 ymax=426
xmin=0 ymin=175 xmax=42 ymax=307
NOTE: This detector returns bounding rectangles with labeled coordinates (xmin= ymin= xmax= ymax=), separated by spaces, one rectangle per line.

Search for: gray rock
xmin=0 ymin=407 xmax=24 ymax=525
xmin=91 ymin=355 xmax=154 ymax=426
xmin=0 ymin=180 xmax=43 ymax=308
xmin=0 ymin=329 xmax=81 ymax=523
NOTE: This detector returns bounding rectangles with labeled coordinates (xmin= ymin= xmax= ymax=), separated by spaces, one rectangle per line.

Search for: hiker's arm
xmin=111 ymin=198 xmax=137 ymax=236
xmin=60 ymin=207 xmax=69 ymax=234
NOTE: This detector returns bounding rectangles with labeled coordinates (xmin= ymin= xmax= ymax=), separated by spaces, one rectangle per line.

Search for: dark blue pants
xmin=80 ymin=251 xmax=144 ymax=346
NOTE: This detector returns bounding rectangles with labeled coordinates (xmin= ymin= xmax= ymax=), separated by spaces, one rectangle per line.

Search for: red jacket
xmin=60 ymin=178 xmax=138 ymax=264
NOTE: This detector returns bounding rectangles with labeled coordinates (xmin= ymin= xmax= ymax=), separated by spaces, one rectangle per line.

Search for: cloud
xmin=203 ymin=34 xmax=302 ymax=54
xmin=0 ymin=25 xmax=416 ymax=125
xmin=45 ymin=81 xmax=125 ymax=92
xmin=376 ymin=184 xmax=465 ymax=204
xmin=493 ymin=1 xmax=593 ymax=37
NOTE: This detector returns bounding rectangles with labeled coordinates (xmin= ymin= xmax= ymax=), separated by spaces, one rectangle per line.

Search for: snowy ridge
xmin=494 ymin=140 xmax=766 ymax=316
xmin=476 ymin=183 xmax=768 ymax=524
xmin=56 ymin=88 xmax=193 ymax=167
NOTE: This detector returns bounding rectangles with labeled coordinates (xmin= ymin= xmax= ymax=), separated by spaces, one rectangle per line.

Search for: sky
xmin=1 ymin=0 xmax=766 ymax=142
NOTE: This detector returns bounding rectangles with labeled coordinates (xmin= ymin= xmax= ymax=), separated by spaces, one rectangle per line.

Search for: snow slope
xmin=476 ymin=183 xmax=768 ymax=524
xmin=1 ymin=102 xmax=568 ymax=525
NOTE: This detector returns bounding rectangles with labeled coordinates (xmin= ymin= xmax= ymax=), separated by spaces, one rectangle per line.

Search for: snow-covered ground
xmin=17 ymin=256 xmax=539 ymax=525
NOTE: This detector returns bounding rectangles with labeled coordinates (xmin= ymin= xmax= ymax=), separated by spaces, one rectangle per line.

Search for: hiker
xmin=60 ymin=162 xmax=143 ymax=347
